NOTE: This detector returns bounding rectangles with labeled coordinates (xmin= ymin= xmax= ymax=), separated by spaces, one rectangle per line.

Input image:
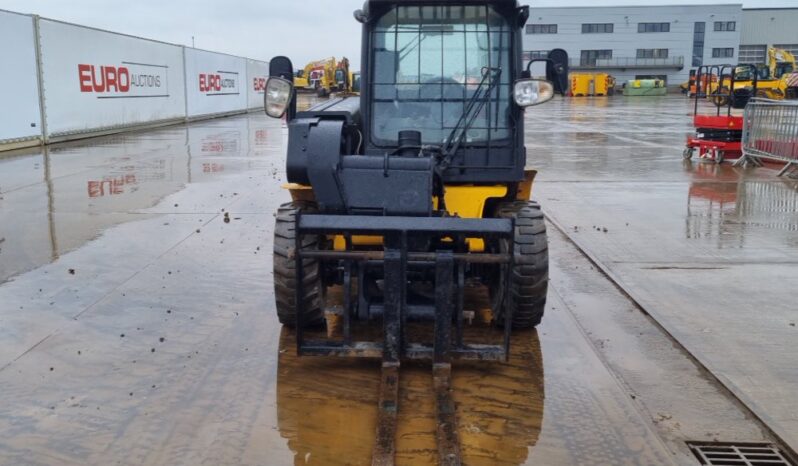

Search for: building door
xmin=739 ymin=45 xmax=767 ymax=64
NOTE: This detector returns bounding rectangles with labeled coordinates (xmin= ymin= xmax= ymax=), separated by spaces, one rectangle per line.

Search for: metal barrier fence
xmin=739 ymin=98 xmax=798 ymax=176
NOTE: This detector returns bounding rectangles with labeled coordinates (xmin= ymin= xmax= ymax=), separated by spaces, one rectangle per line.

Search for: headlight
xmin=264 ymin=77 xmax=294 ymax=118
xmin=513 ymin=79 xmax=554 ymax=107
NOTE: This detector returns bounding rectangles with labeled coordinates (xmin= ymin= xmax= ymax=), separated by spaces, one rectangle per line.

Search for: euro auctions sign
xmin=198 ymin=71 xmax=240 ymax=96
xmin=253 ymin=77 xmax=266 ymax=93
xmin=78 ymin=62 xmax=170 ymax=98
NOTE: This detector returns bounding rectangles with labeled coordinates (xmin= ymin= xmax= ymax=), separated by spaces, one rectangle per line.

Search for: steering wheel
xmin=420 ymin=77 xmax=465 ymax=100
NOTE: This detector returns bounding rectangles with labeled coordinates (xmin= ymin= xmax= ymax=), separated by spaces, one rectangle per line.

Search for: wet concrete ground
xmin=0 ymin=95 xmax=795 ymax=465
xmin=530 ymin=96 xmax=798 ymax=456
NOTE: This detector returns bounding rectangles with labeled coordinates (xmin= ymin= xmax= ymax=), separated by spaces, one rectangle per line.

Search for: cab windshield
xmin=370 ymin=5 xmax=512 ymax=146
xmin=735 ymin=65 xmax=770 ymax=81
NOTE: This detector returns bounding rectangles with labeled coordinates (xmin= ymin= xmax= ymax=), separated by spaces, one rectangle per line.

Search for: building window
xmin=526 ymin=24 xmax=557 ymax=34
xmin=714 ymin=21 xmax=736 ymax=31
xmin=636 ymin=49 xmax=669 ymax=59
xmin=739 ymin=45 xmax=767 ymax=64
xmin=638 ymin=22 xmax=670 ymax=33
xmin=712 ymin=48 xmax=735 ymax=58
xmin=582 ymin=23 xmax=613 ymax=33
xmin=523 ymin=50 xmax=550 ymax=61
xmin=692 ymin=22 xmax=705 ymax=66
xmin=580 ymin=49 xmax=612 ymax=66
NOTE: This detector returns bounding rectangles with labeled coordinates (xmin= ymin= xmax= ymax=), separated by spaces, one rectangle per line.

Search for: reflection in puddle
xmin=275 ymin=326 xmax=544 ymax=466
xmin=684 ymin=161 xmax=798 ymax=247
xmin=0 ymin=115 xmax=283 ymax=282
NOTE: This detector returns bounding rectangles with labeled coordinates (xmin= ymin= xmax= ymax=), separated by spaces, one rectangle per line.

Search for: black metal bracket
xmin=293 ymin=213 xmax=514 ymax=363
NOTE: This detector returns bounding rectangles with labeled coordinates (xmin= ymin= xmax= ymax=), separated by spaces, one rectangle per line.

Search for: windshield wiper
xmin=438 ymin=67 xmax=502 ymax=169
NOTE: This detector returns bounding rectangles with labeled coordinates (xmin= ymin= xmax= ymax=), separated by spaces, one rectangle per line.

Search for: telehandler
xmin=264 ymin=1 xmax=567 ymax=464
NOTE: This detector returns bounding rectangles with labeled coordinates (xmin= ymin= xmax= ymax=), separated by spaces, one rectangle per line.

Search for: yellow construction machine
xmin=262 ymin=1 xmax=570 ymax=463
xmin=709 ymin=48 xmax=797 ymax=101
xmin=769 ymin=47 xmax=796 ymax=81
xmin=334 ymin=57 xmax=351 ymax=94
xmin=769 ymin=48 xmax=798 ymax=99
xmin=293 ymin=70 xmax=309 ymax=89
xmin=292 ymin=57 xmax=335 ymax=96
xmin=293 ymin=57 xmax=353 ymax=97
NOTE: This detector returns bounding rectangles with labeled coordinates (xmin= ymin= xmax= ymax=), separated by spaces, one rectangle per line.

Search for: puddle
xmin=275 ymin=324 xmax=544 ymax=466
xmin=0 ymin=115 xmax=285 ymax=283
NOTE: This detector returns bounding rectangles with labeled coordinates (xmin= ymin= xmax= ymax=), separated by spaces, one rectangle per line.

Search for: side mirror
xmin=269 ymin=56 xmax=294 ymax=82
xmin=269 ymin=56 xmax=296 ymax=119
xmin=524 ymin=49 xmax=569 ymax=97
xmin=546 ymin=49 xmax=569 ymax=96
xmin=353 ymin=9 xmax=368 ymax=23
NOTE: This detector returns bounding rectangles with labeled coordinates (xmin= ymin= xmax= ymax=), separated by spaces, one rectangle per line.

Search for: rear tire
xmin=490 ymin=200 xmax=549 ymax=329
xmin=273 ymin=201 xmax=325 ymax=328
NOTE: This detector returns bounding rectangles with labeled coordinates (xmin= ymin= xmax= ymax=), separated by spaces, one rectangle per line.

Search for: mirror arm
xmin=524 ymin=58 xmax=566 ymax=97
xmin=525 ymin=57 xmax=552 ymax=75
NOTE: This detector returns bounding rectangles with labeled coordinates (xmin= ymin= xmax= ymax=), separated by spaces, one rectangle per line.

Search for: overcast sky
xmin=1 ymin=0 xmax=793 ymax=69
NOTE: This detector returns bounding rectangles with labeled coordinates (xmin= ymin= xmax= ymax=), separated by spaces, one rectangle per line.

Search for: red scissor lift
xmin=684 ymin=64 xmax=758 ymax=164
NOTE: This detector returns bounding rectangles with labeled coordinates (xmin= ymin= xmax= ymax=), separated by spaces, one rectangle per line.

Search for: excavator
xmin=334 ymin=57 xmax=352 ymax=95
xmin=708 ymin=47 xmax=797 ymax=103
xmin=769 ymin=47 xmax=796 ymax=81
xmin=292 ymin=57 xmax=335 ymax=96
xmin=768 ymin=47 xmax=798 ymax=99
xmin=293 ymin=57 xmax=353 ymax=97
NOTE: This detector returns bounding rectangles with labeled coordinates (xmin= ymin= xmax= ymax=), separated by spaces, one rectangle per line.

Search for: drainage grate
xmin=688 ymin=441 xmax=794 ymax=466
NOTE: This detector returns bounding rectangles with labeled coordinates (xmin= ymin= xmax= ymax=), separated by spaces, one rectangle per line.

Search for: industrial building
xmin=523 ymin=4 xmax=798 ymax=87
xmin=739 ymin=8 xmax=798 ymax=64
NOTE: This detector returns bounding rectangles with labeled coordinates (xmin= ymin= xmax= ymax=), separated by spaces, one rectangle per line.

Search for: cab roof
xmin=361 ymin=0 xmax=525 ymax=21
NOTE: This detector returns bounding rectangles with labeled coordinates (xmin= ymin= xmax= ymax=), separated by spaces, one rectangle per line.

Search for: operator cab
xmin=735 ymin=64 xmax=770 ymax=81
xmin=264 ymin=0 xmax=568 ymax=214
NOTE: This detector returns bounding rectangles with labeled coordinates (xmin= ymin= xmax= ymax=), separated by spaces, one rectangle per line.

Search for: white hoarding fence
xmin=0 ymin=10 xmax=43 ymax=148
xmin=38 ymin=19 xmax=187 ymax=140
xmin=246 ymin=59 xmax=269 ymax=110
xmin=1 ymin=9 xmax=272 ymax=152
xmin=185 ymin=48 xmax=248 ymax=118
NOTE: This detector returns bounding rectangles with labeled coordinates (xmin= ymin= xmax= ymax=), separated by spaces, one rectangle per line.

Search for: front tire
xmin=711 ymin=87 xmax=730 ymax=107
xmin=273 ymin=201 xmax=325 ymax=328
xmin=490 ymin=200 xmax=549 ymax=329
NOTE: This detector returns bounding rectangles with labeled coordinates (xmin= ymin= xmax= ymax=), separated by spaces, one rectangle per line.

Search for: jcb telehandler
xmin=264 ymin=1 xmax=567 ymax=464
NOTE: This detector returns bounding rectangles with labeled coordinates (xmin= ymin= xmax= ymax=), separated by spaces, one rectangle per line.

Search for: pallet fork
xmin=295 ymin=214 xmax=515 ymax=465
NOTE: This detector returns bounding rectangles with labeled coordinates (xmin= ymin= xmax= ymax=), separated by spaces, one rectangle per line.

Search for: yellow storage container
xmin=570 ymin=74 xmax=593 ymax=97
xmin=570 ymin=73 xmax=616 ymax=96
xmin=594 ymin=73 xmax=616 ymax=96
